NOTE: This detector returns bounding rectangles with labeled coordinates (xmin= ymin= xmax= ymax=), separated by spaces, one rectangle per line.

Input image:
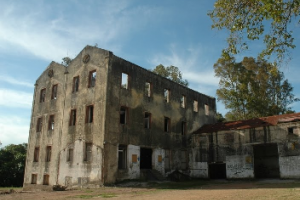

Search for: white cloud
xmin=0 ymin=116 xmax=29 ymax=147
xmin=0 ymin=75 xmax=33 ymax=88
xmin=0 ymin=88 xmax=33 ymax=108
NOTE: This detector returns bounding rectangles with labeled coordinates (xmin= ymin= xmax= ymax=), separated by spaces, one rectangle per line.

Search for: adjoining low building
xmin=23 ymin=46 xmax=217 ymax=190
xmin=190 ymin=112 xmax=300 ymax=179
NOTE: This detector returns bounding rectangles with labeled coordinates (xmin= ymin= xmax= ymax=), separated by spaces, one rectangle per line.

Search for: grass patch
xmin=72 ymin=193 xmax=117 ymax=199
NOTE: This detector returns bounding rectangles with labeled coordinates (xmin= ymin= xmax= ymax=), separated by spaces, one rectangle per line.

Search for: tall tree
xmin=61 ymin=57 xmax=72 ymax=66
xmin=214 ymin=56 xmax=299 ymax=120
xmin=0 ymin=143 xmax=27 ymax=187
xmin=208 ymin=0 xmax=300 ymax=63
xmin=153 ymin=64 xmax=189 ymax=86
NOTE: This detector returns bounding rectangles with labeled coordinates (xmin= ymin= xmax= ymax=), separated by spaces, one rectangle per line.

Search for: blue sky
xmin=0 ymin=0 xmax=300 ymax=147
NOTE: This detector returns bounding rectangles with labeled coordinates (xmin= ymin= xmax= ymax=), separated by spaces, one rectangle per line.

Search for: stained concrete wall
xmin=226 ymin=155 xmax=254 ymax=179
xmin=152 ymin=148 xmax=165 ymax=175
xmin=279 ymin=156 xmax=300 ymax=178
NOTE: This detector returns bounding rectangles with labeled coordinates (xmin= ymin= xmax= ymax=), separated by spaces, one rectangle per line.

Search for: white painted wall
xmin=126 ymin=144 xmax=140 ymax=179
xmin=152 ymin=148 xmax=165 ymax=175
xmin=226 ymin=155 xmax=254 ymax=179
xmin=279 ymin=156 xmax=300 ymax=178
xmin=190 ymin=162 xmax=208 ymax=178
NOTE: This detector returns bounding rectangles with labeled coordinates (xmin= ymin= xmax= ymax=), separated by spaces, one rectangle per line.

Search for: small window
xmin=37 ymin=117 xmax=43 ymax=132
xmin=73 ymin=76 xmax=79 ymax=93
xmin=120 ymin=106 xmax=128 ymax=124
xmin=180 ymin=95 xmax=186 ymax=108
xmin=118 ymin=145 xmax=127 ymax=169
xmin=31 ymin=174 xmax=37 ymax=184
xmin=48 ymin=115 xmax=54 ymax=130
xmin=205 ymin=104 xmax=209 ymax=115
xmin=34 ymin=147 xmax=40 ymax=162
xmin=88 ymin=70 xmax=96 ymax=88
xmin=132 ymin=154 xmax=138 ymax=163
xmin=158 ymin=155 xmax=162 ymax=163
xmin=144 ymin=112 xmax=151 ymax=129
xmin=164 ymin=117 xmax=171 ymax=132
xmin=145 ymin=82 xmax=151 ymax=97
xmin=67 ymin=148 xmax=74 ymax=162
xmin=86 ymin=105 xmax=94 ymax=123
xmin=69 ymin=109 xmax=76 ymax=126
xmin=164 ymin=89 xmax=170 ymax=103
xmin=40 ymin=88 xmax=46 ymax=103
xmin=181 ymin=121 xmax=187 ymax=135
xmin=121 ymin=73 xmax=129 ymax=89
xmin=84 ymin=143 xmax=92 ymax=162
xmin=43 ymin=174 xmax=49 ymax=185
xmin=51 ymin=84 xmax=58 ymax=100
xmin=288 ymin=127 xmax=297 ymax=135
xmin=45 ymin=146 xmax=51 ymax=162
xmin=193 ymin=100 xmax=198 ymax=112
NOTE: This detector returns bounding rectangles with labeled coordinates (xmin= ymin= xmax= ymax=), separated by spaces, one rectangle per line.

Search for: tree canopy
xmin=152 ymin=64 xmax=189 ymax=87
xmin=208 ymin=0 xmax=300 ymax=63
xmin=61 ymin=57 xmax=72 ymax=66
xmin=0 ymin=143 xmax=27 ymax=187
xmin=214 ymin=56 xmax=299 ymax=120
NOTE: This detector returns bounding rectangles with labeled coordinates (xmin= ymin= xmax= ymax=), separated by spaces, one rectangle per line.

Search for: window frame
xmin=164 ymin=89 xmax=170 ymax=103
xmin=145 ymin=81 xmax=152 ymax=97
xmin=205 ymin=104 xmax=209 ymax=115
xmin=37 ymin=117 xmax=43 ymax=132
xmin=69 ymin=109 xmax=77 ymax=126
xmin=84 ymin=143 xmax=92 ymax=162
xmin=51 ymin=84 xmax=58 ymax=100
xmin=43 ymin=174 xmax=49 ymax=185
xmin=144 ymin=112 xmax=151 ymax=129
xmin=164 ymin=117 xmax=171 ymax=133
xmin=31 ymin=174 xmax=37 ymax=184
xmin=181 ymin=121 xmax=187 ymax=135
xmin=40 ymin=88 xmax=46 ymax=103
xmin=193 ymin=100 xmax=198 ymax=112
xmin=120 ymin=106 xmax=128 ymax=125
xmin=180 ymin=95 xmax=186 ymax=108
xmin=121 ymin=72 xmax=129 ymax=89
xmin=88 ymin=70 xmax=96 ymax=88
xmin=67 ymin=148 xmax=74 ymax=162
xmin=72 ymin=76 xmax=80 ymax=93
xmin=33 ymin=147 xmax=40 ymax=162
xmin=85 ymin=105 xmax=94 ymax=123
xmin=45 ymin=146 xmax=52 ymax=162
xmin=48 ymin=115 xmax=54 ymax=130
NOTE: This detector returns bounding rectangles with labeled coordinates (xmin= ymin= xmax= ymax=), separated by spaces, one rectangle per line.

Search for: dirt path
xmin=1 ymin=180 xmax=300 ymax=200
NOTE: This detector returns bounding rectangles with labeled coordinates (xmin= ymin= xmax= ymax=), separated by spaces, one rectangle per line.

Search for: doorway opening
xmin=209 ymin=163 xmax=226 ymax=179
xmin=253 ymin=143 xmax=280 ymax=178
xmin=140 ymin=148 xmax=152 ymax=169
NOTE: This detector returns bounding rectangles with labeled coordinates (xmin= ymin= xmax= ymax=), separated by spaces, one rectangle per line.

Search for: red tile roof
xmin=193 ymin=112 xmax=300 ymax=134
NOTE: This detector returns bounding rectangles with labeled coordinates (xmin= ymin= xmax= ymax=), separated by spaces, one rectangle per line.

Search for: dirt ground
xmin=1 ymin=179 xmax=300 ymax=200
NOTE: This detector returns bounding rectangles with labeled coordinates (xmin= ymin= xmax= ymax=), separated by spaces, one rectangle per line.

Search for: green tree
xmin=208 ymin=0 xmax=300 ymax=63
xmin=0 ymin=143 xmax=27 ymax=187
xmin=153 ymin=64 xmax=189 ymax=86
xmin=61 ymin=57 xmax=72 ymax=66
xmin=214 ymin=56 xmax=299 ymax=120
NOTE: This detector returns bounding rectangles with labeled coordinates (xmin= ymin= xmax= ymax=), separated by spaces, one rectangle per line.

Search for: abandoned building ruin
xmin=23 ymin=46 xmax=217 ymax=190
xmin=23 ymin=45 xmax=300 ymax=190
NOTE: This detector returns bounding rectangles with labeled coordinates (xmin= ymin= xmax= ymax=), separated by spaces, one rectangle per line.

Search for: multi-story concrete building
xmin=23 ymin=46 xmax=216 ymax=190
xmin=190 ymin=112 xmax=300 ymax=179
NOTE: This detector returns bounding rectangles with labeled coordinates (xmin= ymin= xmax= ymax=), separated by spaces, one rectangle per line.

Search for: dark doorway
xmin=140 ymin=148 xmax=152 ymax=169
xmin=209 ymin=163 xmax=226 ymax=179
xmin=253 ymin=143 xmax=280 ymax=178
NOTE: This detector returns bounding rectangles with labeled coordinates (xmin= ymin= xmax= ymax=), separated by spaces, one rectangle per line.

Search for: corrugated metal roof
xmin=193 ymin=112 xmax=300 ymax=134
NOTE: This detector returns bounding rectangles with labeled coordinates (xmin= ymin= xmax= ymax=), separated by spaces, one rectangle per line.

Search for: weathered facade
xmin=23 ymin=46 xmax=216 ymax=190
xmin=190 ymin=113 xmax=300 ymax=179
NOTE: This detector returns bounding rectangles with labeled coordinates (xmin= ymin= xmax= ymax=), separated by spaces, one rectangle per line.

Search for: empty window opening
xmin=31 ymin=174 xmax=37 ymax=184
xmin=88 ymin=70 xmax=96 ymax=88
xmin=34 ymin=147 xmax=40 ymax=162
xmin=144 ymin=112 xmax=151 ymax=129
xmin=121 ymin=73 xmax=129 ymax=89
xmin=288 ymin=127 xmax=297 ymax=135
xmin=46 ymin=146 xmax=51 ymax=162
xmin=73 ymin=76 xmax=79 ymax=93
xmin=48 ymin=115 xmax=54 ymax=130
xmin=84 ymin=143 xmax=92 ymax=162
xmin=118 ymin=145 xmax=127 ymax=169
xmin=69 ymin=109 xmax=76 ymax=126
xmin=181 ymin=121 xmax=187 ymax=135
xmin=120 ymin=106 xmax=128 ymax=124
xmin=205 ymin=104 xmax=209 ymax=115
xmin=164 ymin=89 xmax=170 ymax=103
xmin=86 ymin=105 xmax=94 ymax=123
xmin=164 ymin=117 xmax=170 ymax=132
xmin=40 ymin=88 xmax=46 ymax=103
xmin=37 ymin=117 xmax=43 ymax=132
xmin=43 ymin=174 xmax=49 ymax=185
xmin=193 ymin=100 xmax=198 ymax=112
xmin=140 ymin=148 xmax=152 ymax=169
xmin=145 ymin=82 xmax=151 ymax=97
xmin=180 ymin=95 xmax=186 ymax=108
xmin=51 ymin=84 xmax=58 ymax=100
xmin=67 ymin=148 xmax=74 ymax=162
